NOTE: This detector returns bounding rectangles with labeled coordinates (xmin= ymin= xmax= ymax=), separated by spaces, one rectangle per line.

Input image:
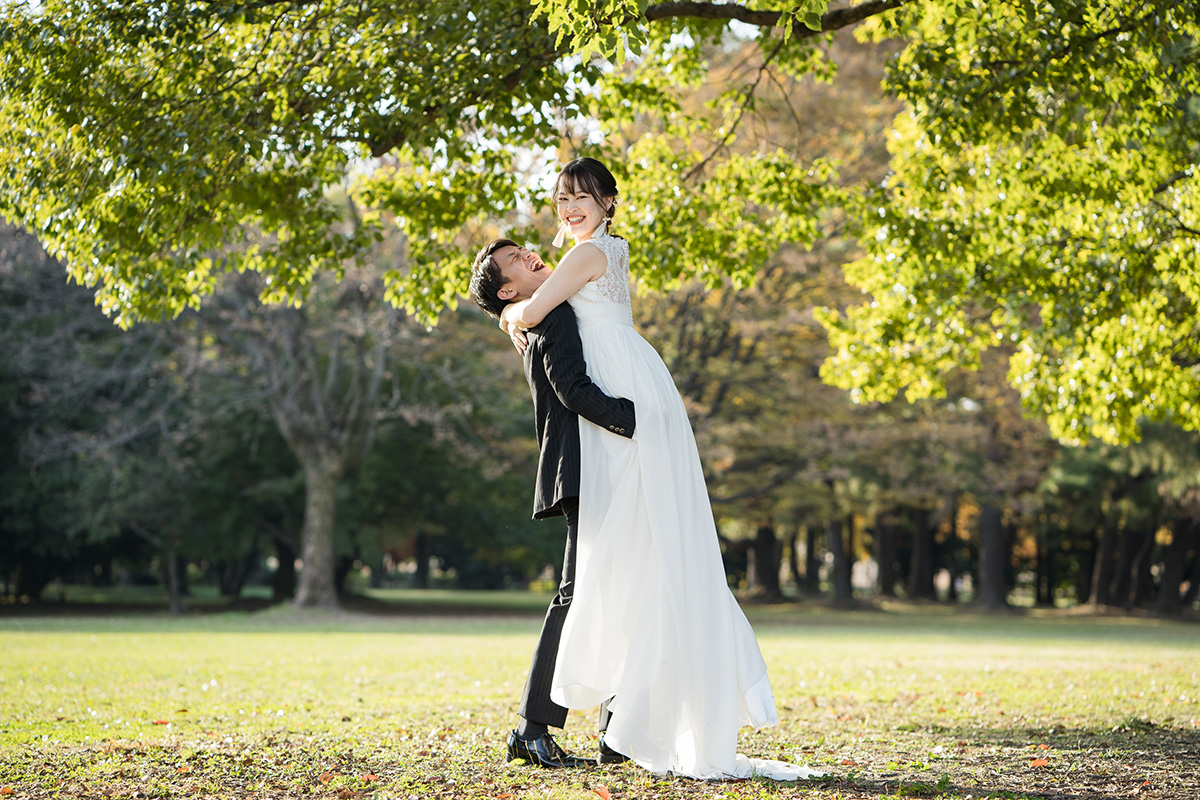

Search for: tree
xmin=0 ymin=222 xmax=203 ymax=605
xmin=535 ymin=0 xmax=1200 ymax=446
xmin=4 ymin=2 xmax=1197 ymax=446
xmin=0 ymin=0 xmax=593 ymax=326
xmin=816 ymin=0 xmax=1200 ymax=445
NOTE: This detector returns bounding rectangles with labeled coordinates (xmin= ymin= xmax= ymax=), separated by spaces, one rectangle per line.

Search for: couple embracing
xmin=468 ymin=158 xmax=819 ymax=781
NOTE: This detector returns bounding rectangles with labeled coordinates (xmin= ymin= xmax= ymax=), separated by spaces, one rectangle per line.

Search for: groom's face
xmin=494 ymin=245 xmax=551 ymax=302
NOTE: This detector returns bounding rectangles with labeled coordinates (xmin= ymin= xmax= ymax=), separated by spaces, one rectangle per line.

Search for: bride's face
xmin=556 ymin=187 xmax=611 ymax=241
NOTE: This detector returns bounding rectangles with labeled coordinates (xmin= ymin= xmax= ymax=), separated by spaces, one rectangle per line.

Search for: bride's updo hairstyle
xmin=555 ymin=157 xmax=619 ymax=221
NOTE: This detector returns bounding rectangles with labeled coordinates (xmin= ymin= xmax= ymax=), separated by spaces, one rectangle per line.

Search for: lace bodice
xmin=566 ymin=227 xmax=634 ymax=329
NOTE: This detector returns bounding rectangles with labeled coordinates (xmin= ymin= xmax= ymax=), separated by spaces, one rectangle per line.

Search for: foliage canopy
xmin=2 ymin=0 xmax=1198 ymax=445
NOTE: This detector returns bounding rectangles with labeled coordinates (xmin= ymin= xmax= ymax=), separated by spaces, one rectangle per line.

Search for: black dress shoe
xmin=598 ymin=733 xmax=630 ymax=765
xmin=506 ymin=730 xmax=593 ymax=768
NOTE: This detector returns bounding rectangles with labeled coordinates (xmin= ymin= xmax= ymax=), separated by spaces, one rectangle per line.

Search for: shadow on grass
xmin=0 ymin=589 xmax=553 ymax=618
xmin=815 ymin=721 xmax=1200 ymax=800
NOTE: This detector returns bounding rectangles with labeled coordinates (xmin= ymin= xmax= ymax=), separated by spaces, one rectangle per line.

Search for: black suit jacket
xmin=524 ymin=304 xmax=635 ymax=519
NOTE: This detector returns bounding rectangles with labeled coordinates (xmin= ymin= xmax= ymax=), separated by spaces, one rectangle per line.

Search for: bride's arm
xmin=500 ymin=244 xmax=606 ymax=333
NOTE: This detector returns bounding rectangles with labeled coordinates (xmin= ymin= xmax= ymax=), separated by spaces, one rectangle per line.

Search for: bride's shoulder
xmin=559 ymin=239 xmax=608 ymax=280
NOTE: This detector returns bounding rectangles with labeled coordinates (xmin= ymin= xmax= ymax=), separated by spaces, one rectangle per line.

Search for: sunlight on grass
xmin=1 ymin=606 xmax=1198 ymax=798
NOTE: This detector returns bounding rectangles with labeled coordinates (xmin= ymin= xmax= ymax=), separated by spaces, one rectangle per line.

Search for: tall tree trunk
xmin=874 ymin=512 xmax=897 ymax=598
xmin=414 ymin=531 xmax=430 ymax=589
xmin=787 ymin=526 xmax=803 ymax=596
xmin=218 ymin=552 xmax=255 ymax=598
xmin=1128 ymin=525 xmax=1157 ymax=608
xmin=944 ymin=495 xmax=959 ymax=603
xmin=827 ymin=518 xmax=853 ymax=605
xmin=164 ymin=541 xmax=183 ymax=615
xmin=1074 ymin=518 xmax=1095 ymax=604
xmin=804 ymin=523 xmax=819 ymax=595
xmin=1183 ymin=545 xmax=1200 ymax=607
xmin=294 ymin=454 xmax=343 ymax=608
xmin=1111 ymin=527 xmax=1142 ymax=603
xmin=1156 ymin=520 xmax=1197 ymax=615
xmin=1034 ymin=527 xmax=1048 ymax=606
xmin=335 ymin=555 xmax=357 ymax=596
xmin=748 ymin=524 xmax=783 ymax=601
xmin=1036 ymin=526 xmax=1057 ymax=607
xmin=1089 ymin=519 xmax=1119 ymax=606
xmin=907 ymin=508 xmax=935 ymax=600
xmin=273 ymin=535 xmax=297 ymax=601
xmin=977 ymin=504 xmax=1009 ymax=610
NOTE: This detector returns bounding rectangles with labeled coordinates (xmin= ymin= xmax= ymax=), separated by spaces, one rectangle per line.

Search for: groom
xmin=469 ymin=238 xmax=634 ymax=768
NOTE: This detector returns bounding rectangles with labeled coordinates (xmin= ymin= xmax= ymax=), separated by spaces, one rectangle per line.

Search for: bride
xmin=497 ymin=158 xmax=820 ymax=780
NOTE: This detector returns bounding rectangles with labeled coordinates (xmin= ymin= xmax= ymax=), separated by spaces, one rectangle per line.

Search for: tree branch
xmin=645 ymin=0 xmax=910 ymax=32
xmin=683 ymin=34 xmax=786 ymax=181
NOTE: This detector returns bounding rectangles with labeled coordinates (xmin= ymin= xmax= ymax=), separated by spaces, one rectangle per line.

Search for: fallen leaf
xmin=1038 ymin=743 xmax=1050 ymax=750
xmin=1 ymin=788 xmax=13 ymax=796
xmin=593 ymin=786 xmax=611 ymax=800
xmin=1029 ymin=758 xmax=1050 ymax=767
xmin=176 ymin=766 xmax=191 ymax=774
xmin=361 ymin=774 xmax=378 ymax=783
xmin=840 ymin=759 xmax=857 ymax=766
xmin=152 ymin=719 xmax=169 ymax=725
xmin=318 ymin=771 xmax=337 ymax=784
xmin=496 ymin=794 xmax=514 ymax=799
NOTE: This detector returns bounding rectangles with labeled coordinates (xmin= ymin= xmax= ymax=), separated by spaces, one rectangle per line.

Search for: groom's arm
xmin=535 ymin=306 xmax=635 ymax=439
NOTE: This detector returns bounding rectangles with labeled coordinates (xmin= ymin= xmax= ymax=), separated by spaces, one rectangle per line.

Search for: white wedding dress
xmin=547 ymin=227 xmax=822 ymax=780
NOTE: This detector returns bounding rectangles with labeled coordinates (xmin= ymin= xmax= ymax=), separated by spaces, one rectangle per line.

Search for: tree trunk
xmin=273 ymin=536 xmax=297 ymax=601
xmin=294 ymin=454 xmax=343 ymax=608
xmin=1089 ymin=518 xmax=1119 ymax=606
xmin=218 ymin=553 xmax=255 ymax=598
xmin=1156 ymin=520 xmax=1197 ymax=615
xmin=976 ymin=504 xmax=1009 ymax=610
xmin=1075 ymin=523 xmax=1095 ymax=606
xmin=787 ymin=526 xmax=803 ymax=596
xmin=1128 ymin=525 xmax=1157 ymax=608
xmin=748 ymin=524 xmax=783 ymax=601
xmin=1111 ymin=526 xmax=1142 ymax=603
xmin=335 ymin=555 xmax=356 ymax=596
xmin=874 ymin=513 xmax=897 ymax=598
xmin=804 ymin=524 xmax=819 ymax=595
xmin=1036 ymin=526 xmax=1056 ymax=607
xmin=1183 ymin=544 xmax=1200 ymax=607
xmin=827 ymin=518 xmax=853 ymax=605
xmin=413 ymin=531 xmax=430 ymax=589
xmin=944 ymin=496 xmax=959 ymax=603
xmin=164 ymin=541 xmax=183 ymax=615
xmin=907 ymin=508 xmax=935 ymax=600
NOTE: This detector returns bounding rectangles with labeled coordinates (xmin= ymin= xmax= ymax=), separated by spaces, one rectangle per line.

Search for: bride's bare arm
xmin=500 ymin=244 xmax=606 ymax=333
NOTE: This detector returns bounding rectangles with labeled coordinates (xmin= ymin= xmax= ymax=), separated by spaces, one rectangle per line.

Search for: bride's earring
xmin=552 ymin=220 xmax=569 ymax=248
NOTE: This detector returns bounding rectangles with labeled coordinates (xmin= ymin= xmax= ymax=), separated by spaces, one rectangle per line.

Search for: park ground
xmin=1 ymin=594 xmax=1198 ymax=800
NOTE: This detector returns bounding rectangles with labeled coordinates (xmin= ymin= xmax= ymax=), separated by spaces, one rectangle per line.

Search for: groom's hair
xmin=469 ymin=238 xmax=518 ymax=320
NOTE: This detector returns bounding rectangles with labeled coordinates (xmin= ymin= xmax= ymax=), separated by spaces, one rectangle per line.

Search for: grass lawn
xmin=1 ymin=598 xmax=1198 ymax=799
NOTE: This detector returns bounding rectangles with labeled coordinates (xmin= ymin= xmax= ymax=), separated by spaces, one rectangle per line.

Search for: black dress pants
xmin=518 ymin=497 xmax=579 ymax=729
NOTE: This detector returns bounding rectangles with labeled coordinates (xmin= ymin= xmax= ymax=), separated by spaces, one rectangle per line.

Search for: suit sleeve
xmin=535 ymin=306 xmax=636 ymax=439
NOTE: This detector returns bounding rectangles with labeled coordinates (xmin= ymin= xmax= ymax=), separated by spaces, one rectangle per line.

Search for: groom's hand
xmin=510 ymin=329 xmax=528 ymax=355
xmin=499 ymin=309 xmax=529 ymax=355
